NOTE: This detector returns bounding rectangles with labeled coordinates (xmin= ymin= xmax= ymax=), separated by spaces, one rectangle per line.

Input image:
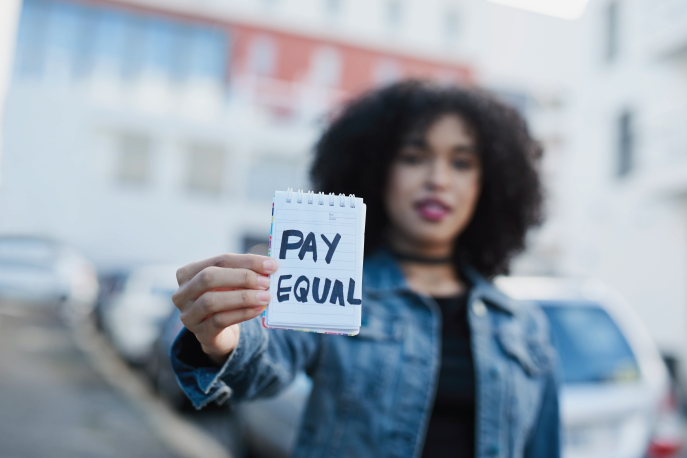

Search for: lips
xmin=414 ymin=198 xmax=452 ymax=222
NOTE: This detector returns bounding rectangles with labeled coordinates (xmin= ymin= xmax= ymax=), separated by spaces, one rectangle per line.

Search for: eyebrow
xmin=400 ymin=136 xmax=479 ymax=155
xmin=401 ymin=136 xmax=427 ymax=148
xmin=452 ymin=145 xmax=478 ymax=155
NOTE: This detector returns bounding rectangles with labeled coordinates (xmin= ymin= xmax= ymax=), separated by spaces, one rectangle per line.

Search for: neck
xmin=386 ymin=231 xmax=453 ymax=259
xmin=386 ymin=234 xmax=465 ymax=297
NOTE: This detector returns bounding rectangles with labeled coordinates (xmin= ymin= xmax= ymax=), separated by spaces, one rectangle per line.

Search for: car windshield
xmin=539 ymin=302 xmax=640 ymax=384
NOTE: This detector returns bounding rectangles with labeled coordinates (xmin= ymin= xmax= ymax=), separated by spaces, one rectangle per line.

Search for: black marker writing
xmin=347 ymin=278 xmax=362 ymax=305
xmin=320 ymin=233 xmax=341 ymax=264
xmin=277 ymin=275 xmax=292 ymax=302
xmin=312 ymin=277 xmax=331 ymax=304
xmin=298 ymin=232 xmax=317 ymax=262
xmin=293 ymin=276 xmax=310 ymax=303
xmin=279 ymin=230 xmax=303 ymax=259
xmin=329 ymin=279 xmax=345 ymax=306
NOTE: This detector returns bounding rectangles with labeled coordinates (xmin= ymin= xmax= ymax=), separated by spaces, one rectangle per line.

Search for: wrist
xmin=200 ymin=345 xmax=232 ymax=367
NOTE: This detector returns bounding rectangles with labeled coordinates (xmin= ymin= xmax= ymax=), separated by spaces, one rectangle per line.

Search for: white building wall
xmin=0 ymin=0 xmax=22 ymax=177
xmin=537 ymin=0 xmax=687 ymax=375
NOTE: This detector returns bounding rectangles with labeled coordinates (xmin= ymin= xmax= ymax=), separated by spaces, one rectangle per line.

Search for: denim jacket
xmin=171 ymin=249 xmax=560 ymax=458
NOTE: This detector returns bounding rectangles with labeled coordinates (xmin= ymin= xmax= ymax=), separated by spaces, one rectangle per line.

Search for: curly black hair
xmin=310 ymin=80 xmax=543 ymax=278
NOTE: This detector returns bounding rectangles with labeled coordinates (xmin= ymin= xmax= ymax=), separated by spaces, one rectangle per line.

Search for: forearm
xmin=171 ymin=317 xmax=319 ymax=408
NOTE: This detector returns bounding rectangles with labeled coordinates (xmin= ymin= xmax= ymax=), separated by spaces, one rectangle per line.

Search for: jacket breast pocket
xmin=496 ymin=320 xmax=552 ymax=377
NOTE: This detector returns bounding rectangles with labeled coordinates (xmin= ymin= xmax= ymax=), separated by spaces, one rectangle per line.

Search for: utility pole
xmin=0 ymin=0 xmax=21 ymax=179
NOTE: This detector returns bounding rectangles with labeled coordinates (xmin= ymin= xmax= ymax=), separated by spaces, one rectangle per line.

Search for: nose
xmin=425 ymin=157 xmax=450 ymax=191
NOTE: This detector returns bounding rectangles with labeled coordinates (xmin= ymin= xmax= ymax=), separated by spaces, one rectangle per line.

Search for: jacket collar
xmin=363 ymin=247 xmax=518 ymax=315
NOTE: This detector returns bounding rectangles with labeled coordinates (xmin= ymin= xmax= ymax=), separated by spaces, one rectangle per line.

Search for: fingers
xmin=194 ymin=307 xmax=264 ymax=342
xmin=176 ymin=254 xmax=277 ymax=287
xmin=181 ymin=289 xmax=270 ymax=330
xmin=176 ymin=267 xmax=269 ymax=306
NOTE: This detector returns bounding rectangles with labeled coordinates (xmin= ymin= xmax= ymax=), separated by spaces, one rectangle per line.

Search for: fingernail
xmin=256 ymin=291 xmax=270 ymax=303
xmin=263 ymin=259 xmax=277 ymax=272
xmin=258 ymin=275 xmax=270 ymax=288
xmin=254 ymin=306 xmax=265 ymax=312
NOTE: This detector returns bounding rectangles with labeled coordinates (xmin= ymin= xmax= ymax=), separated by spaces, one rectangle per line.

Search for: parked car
xmin=99 ymin=264 xmax=178 ymax=364
xmin=147 ymin=307 xmax=190 ymax=410
xmin=0 ymin=235 xmax=98 ymax=315
xmin=495 ymin=277 xmax=684 ymax=458
xmin=239 ymin=277 xmax=683 ymax=458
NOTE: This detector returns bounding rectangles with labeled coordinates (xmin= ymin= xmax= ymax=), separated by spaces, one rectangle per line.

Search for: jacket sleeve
xmin=170 ymin=316 xmax=320 ymax=409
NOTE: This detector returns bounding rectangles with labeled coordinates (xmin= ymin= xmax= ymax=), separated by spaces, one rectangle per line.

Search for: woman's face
xmin=384 ymin=114 xmax=482 ymax=254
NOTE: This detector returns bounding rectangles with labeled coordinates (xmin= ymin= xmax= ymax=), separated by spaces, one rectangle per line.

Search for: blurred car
xmin=147 ymin=307 xmax=190 ymax=410
xmin=496 ymin=277 xmax=683 ymax=458
xmin=99 ymin=264 xmax=178 ymax=364
xmin=0 ymin=235 xmax=98 ymax=314
xmin=240 ymin=277 xmax=684 ymax=458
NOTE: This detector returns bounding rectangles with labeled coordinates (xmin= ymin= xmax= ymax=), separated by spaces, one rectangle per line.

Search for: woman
xmin=171 ymin=80 xmax=559 ymax=458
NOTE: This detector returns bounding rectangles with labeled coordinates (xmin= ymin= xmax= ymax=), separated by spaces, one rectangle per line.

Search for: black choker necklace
xmin=391 ymin=250 xmax=453 ymax=265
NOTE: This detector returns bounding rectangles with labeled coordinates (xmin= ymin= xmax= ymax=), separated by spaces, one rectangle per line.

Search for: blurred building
xmin=537 ymin=0 xmax=687 ymax=380
xmin=0 ymin=0 xmax=475 ymax=269
xmin=0 ymin=0 xmax=22 ymax=174
xmin=13 ymin=0 xmax=686 ymax=378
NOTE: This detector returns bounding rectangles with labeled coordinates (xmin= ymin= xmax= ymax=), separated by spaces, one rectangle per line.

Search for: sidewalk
xmin=0 ymin=304 xmax=230 ymax=458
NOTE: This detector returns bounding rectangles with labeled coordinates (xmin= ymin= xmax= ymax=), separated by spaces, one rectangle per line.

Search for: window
xmin=186 ymin=144 xmax=226 ymax=195
xmin=372 ymin=59 xmax=402 ymax=86
xmin=617 ymin=110 xmax=634 ymax=177
xmin=605 ymin=1 xmax=619 ymax=62
xmin=12 ymin=0 xmax=229 ymax=86
xmin=541 ymin=303 xmax=639 ymax=384
xmin=309 ymin=47 xmax=342 ymax=86
xmin=186 ymin=28 xmax=227 ymax=82
xmin=13 ymin=0 xmax=51 ymax=79
xmin=246 ymin=158 xmax=307 ymax=201
xmin=247 ymin=35 xmax=276 ymax=77
xmin=43 ymin=1 xmax=84 ymax=83
xmin=386 ymin=0 xmax=402 ymax=28
xmin=444 ymin=10 xmax=460 ymax=44
xmin=117 ymin=133 xmax=151 ymax=186
xmin=324 ymin=0 xmax=341 ymax=17
xmin=91 ymin=10 xmax=128 ymax=78
xmin=243 ymin=236 xmax=269 ymax=255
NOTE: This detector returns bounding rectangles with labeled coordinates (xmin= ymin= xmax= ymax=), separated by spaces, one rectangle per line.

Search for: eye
xmin=451 ymin=158 xmax=475 ymax=170
xmin=398 ymin=148 xmax=425 ymax=165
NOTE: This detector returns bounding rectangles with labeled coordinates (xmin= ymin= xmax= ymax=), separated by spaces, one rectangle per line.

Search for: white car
xmin=100 ymin=264 xmax=179 ymax=364
xmin=496 ymin=277 xmax=683 ymax=458
xmin=0 ymin=235 xmax=99 ymax=315
xmin=242 ymin=277 xmax=684 ymax=458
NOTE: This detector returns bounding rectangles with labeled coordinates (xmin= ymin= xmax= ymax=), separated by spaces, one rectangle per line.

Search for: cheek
xmin=454 ymin=174 xmax=481 ymax=221
xmin=385 ymin=165 xmax=423 ymax=213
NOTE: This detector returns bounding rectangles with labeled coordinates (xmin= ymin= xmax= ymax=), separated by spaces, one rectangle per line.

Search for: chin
xmin=404 ymin=229 xmax=456 ymax=250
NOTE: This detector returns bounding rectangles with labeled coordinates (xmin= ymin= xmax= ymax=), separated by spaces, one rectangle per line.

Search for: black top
xmin=421 ymin=293 xmax=476 ymax=458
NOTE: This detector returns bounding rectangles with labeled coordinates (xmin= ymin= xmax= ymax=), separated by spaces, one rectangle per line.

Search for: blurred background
xmin=1 ymin=0 xmax=687 ymax=457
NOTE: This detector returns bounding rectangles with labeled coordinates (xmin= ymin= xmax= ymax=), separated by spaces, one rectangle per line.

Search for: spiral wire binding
xmin=284 ymin=189 xmax=356 ymax=207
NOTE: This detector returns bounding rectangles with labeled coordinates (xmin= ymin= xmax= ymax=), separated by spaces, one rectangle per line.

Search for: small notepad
xmin=262 ymin=189 xmax=366 ymax=336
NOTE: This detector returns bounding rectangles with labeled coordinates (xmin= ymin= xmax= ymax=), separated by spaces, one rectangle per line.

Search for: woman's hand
xmin=172 ymin=254 xmax=277 ymax=366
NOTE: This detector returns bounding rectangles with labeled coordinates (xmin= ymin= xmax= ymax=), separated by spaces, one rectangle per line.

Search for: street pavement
xmin=0 ymin=305 xmax=179 ymax=458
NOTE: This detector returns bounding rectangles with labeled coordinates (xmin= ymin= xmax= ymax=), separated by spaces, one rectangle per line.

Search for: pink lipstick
xmin=415 ymin=198 xmax=451 ymax=222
